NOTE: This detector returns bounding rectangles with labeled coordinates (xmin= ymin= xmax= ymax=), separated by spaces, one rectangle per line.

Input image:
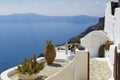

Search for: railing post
xmin=118 ymin=52 xmax=120 ymax=80
xmin=114 ymin=46 xmax=117 ymax=80
xmin=74 ymin=50 xmax=89 ymax=80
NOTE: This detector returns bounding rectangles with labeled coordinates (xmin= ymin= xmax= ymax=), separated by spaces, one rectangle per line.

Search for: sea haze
xmin=0 ymin=13 xmax=98 ymax=73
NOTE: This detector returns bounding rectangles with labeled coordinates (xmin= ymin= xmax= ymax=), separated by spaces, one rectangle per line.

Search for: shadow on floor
xmin=48 ymin=63 xmax=62 ymax=67
xmin=36 ymin=75 xmax=48 ymax=80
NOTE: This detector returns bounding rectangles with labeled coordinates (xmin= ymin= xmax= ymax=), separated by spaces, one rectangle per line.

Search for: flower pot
xmin=44 ymin=41 xmax=56 ymax=65
xmin=17 ymin=73 xmax=38 ymax=80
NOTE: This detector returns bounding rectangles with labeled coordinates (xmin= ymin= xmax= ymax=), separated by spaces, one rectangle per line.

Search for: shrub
xmin=16 ymin=55 xmax=44 ymax=75
xmin=104 ymin=41 xmax=113 ymax=51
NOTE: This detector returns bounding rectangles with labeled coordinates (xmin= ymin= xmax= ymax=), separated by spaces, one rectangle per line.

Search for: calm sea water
xmin=0 ymin=22 xmax=95 ymax=73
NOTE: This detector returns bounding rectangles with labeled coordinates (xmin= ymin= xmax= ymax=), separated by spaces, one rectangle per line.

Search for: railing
xmin=0 ymin=50 xmax=89 ymax=80
xmin=46 ymin=59 xmax=74 ymax=80
xmin=46 ymin=50 xmax=89 ymax=80
xmin=114 ymin=46 xmax=120 ymax=80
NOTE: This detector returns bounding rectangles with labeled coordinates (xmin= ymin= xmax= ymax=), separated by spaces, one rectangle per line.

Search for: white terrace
xmin=0 ymin=30 xmax=116 ymax=80
xmin=1 ymin=1 xmax=120 ymax=80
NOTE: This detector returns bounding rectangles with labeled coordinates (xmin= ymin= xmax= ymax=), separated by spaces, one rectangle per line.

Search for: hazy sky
xmin=0 ymin=0 xmax=118 ymax=17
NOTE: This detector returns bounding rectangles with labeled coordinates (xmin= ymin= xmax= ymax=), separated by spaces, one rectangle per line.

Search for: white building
xmin=104 ymin=1 xmax=120 ymax=45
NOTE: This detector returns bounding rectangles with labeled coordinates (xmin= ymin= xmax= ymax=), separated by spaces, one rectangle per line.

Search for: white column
xmin=74 ymin=50 xmax=89 ymax=80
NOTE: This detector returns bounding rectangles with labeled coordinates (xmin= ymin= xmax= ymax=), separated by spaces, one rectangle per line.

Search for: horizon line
xmin=0 ymin=13 xmax=102 ymax=17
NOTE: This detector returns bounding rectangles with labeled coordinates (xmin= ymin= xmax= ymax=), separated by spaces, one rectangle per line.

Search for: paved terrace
xmin=8 ymin=49 xmax=113 ymax=80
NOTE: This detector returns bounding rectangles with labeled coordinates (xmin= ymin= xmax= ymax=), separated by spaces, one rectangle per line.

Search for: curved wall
xmin=46 ymin=60 xmax=74 ymax=80
xmin=46 ymin=50 xmax=89 ymax=80
xmin=0 ymin=51 xmax=89 ymax=80
xmin=81 ymin=31 xmax=110 ymax=57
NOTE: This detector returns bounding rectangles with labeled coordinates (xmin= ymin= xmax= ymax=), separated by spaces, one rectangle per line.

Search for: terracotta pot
xmin=44 ymin=44 xmax=56 ymax=65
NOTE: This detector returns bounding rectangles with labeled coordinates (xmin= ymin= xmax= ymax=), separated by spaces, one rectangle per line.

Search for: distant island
xmin=0 ymin=13 xmax=98 ymax=23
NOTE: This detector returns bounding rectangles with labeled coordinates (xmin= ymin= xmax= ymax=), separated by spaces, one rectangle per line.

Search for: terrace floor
xmin=10 ymin=61 xmax=67 ymax=80
xmin=10 ymin=58 xmax=112 ymax=80
xmin=90 ymin=58 xmax=113 ymax=80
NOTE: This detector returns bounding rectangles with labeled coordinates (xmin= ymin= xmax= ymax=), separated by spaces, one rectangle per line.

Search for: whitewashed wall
xmin=104 ymin=1 xmax=120 ymax=44
xmin=81 ymin=31 xmax=110 ymax=57
xmin=46 ymin=50 xmax=89 ymax=80
xmin=104 ymin=2 xmax=115 ymax=41
xmin=46 ymin=59 xmax=74 ymax=80
xmin=1 ymin=51 xmax=89 ymax=80
xmin=108 ymin=45 xmax=116 ymax=64
xmin=113 ymin=8 xmax=120 ymax=44
xmin=74 ymin=50 xmax=89 ymax=80
xmin=0 ymin=76 xmax=2 ymax=80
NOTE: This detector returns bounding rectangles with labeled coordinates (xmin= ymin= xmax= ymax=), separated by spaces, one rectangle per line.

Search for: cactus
xmin=16 ymin=54 xmax=44 ymax=75
xmin=44 ymin=41 xmax=56 ymax=65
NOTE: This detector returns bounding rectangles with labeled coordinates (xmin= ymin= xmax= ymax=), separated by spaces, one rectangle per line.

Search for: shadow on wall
xmin=111 ymin=2 xmax=118 ymax=15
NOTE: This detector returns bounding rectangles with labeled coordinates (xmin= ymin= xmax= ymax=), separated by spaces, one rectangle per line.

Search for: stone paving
xmin=90 ymin=59 xmax=112 ymax=80
xmin=10 ymin=59 xmax=112 ymax=80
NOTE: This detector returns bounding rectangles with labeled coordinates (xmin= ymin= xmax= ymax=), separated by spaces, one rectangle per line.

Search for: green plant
xmin=44 ymin=40 xmax=56 ymax=65
xmin=16 ymin=55 xmax=44 ymax=75
xmin=104 ymin=41 xmax=113 ymax=51
xmin=69 ymin=37 xmax=81 ymax=44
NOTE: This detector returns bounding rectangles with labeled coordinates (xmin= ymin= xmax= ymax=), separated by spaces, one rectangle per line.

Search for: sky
xmin=0 ymin=0 xmax=118 ymax=17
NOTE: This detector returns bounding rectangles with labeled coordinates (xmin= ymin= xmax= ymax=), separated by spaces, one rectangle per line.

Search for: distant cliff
xmin=68 ymin=17 xmax=105 ymax=43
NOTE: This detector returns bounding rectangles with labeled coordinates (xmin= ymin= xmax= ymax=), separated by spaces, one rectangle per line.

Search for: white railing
xmin=46 ymin=59 xmax=74 ymax=80
xmin=0 ymin=57 xmax=45 ymax=80
xmin=0 ymin=50 xmax=89 ymax=80
xmin=46 ymin=50 xmax=89 ymax=80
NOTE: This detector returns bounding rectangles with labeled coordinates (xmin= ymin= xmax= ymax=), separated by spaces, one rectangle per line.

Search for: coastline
xmin=38 ymin=17 xmax=104 ymax=58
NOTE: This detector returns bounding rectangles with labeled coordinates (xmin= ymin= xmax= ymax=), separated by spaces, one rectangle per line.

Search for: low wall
xmin=81 ymin=31 xmax=110 ymax=58
xmin=46 ymin=50 xmax=89 ymax=80
xmin=0 ymin=76 xmax=1 ymax=80
xmin=46 ymin=60 xmax=74 ymax=80
xmin=74 ymin=50 xmax=89 ymax=80
xmin=0 ymin=66 xmax=17 ymax=80
xmin=108 ymin=45 xmax=116 ymax=64
xmin=1 ymin=50 xmax=89 ymax=80
xmin=0 ymin=57 xmax=45 ymax=80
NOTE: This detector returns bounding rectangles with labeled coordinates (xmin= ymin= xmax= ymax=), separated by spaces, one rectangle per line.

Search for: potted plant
xmin=98 ymin=45 xmax=105 ymax=57
xmin=104 ymin=41 xmax=113 ymax=51
xmin=98 ymin=41 xmax=113 ymax=57
xmin=78 ymin=45 xmax=85 ymax=50
xmin=44 ymin=40 xmax=56 ymax=65
xmin=16 ymin=55 xmax=44 ymax=80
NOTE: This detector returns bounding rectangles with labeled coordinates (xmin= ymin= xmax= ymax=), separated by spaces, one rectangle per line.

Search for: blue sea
xmin=0 ymin=22 xmax=95 ymax=73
